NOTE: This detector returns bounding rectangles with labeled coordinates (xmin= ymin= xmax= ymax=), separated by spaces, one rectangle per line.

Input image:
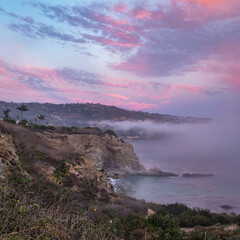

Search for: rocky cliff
xmin=0 ymin=120 xmax=148 ymax=216
xmin=0 ymin=121 xmax=145 ymax=179
xmin=36 ymin=131 xmax=145 ymax=175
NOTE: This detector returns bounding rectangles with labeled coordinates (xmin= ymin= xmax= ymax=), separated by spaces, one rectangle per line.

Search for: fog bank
xmin=95 ymin=118 xmax=240 ymax=177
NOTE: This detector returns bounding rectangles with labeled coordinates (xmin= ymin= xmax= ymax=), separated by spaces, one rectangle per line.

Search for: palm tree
xmin=3 ymin=109 xmax=11 ymax=120
xmin=37 ymin=114 xmax=46 ymax=125
xmin=16 ymin=104 xmax=29 ymax=121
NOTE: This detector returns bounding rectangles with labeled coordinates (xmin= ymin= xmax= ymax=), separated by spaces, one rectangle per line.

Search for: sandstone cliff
xmin=37 ymin=131 xmax=145 ymax=175
xmin=0 ymin=120 xmax=148 ymax=216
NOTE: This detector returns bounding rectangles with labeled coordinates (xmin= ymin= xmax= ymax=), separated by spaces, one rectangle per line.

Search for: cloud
xmin=176 ymin=84 xmax=222 ymax=95
xmin=113 ymin=3 xmax=128 ymax=13
xmin=1 ymin=1 xmax=239 ymax=113
xmin=110 ymin=15 xmax=240 ymax=82
xmin=199 ymin=43 xmax=240 ymax=91
xmin=28 ymin=3 xmax=139 ymax=51
xmin=8 ymin=22 xmax=86 ymax=43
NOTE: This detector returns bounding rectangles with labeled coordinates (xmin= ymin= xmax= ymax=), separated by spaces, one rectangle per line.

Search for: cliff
xmin=0 ymin=120 xmax=149 ymax=217
xmin=37 ymin=130 xmax=145 ymax=175
xmin=0 ymin=121 xmax=144 ymax=176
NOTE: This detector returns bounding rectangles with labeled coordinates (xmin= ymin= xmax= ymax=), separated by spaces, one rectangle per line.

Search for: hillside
xmin=0 ymin=120 xmax=240 ymax=240
xmin=0 ymin=101 xmax=209 ymax=127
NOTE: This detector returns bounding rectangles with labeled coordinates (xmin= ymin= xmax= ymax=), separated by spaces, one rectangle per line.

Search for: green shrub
xmin=105 ymin=129 xmax=118 ymax=138
xmin=28 ymin=124 xmax=55 ymax=130
xmin=85 ymin=126 xmax=102 ymax=133
xmin=160 ymin=203 xmax=189 ymax=216
xmin=3 ymin=119 xmax=16 ymax=124
xmin=18 ymin=120 xmax=28 ymax=126
xmin=61 ymin=126 xmax=73 ymax=131
xmin=110 ymin=215 xmax=147 ymax=238
xmin=148 ymin=214 xmax=183 ymax=240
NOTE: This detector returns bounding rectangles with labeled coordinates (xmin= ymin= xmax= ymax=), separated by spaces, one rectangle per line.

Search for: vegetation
xmin=0 ymin=180 xmax=118 ymax=240
xmin=28 ymin=124 xmax=55 ymax=131
xmin=3 ymin=109 xmax=11 ymax=120
xmin=37 ymin=114 xmax=46 ymax=125
xmin=0 ymin=100 xmax=210 ymax=127
xmin=16 ymin=104 xmax=29 ymax=121
xmin=105 ymin=129 xmax=118 ymax=138
xmin=61 ymin=126 xmax=78 ymax=132
xmin=85 ymin=126 xmax=102 ymax=133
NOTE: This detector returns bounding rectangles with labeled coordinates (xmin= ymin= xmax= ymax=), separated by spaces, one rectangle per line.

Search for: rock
xmin=182 ymin=173 xmax=213 ymax=177
xmin=220 ymin=205 xmax=234 ymax=210
xmin=224 ymin=224 xmax=239 ymax=231
xmin=147 ymin=167 xmax=178 ymax=177
xmin=129 ymin=167 xmax=178 ymax=177
xmin=147 ymin=208 xmax=155 ymax=217
xmin=38 ymin=131 xmax=145 ymax=175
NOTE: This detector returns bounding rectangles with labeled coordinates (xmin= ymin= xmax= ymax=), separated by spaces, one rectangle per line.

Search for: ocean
xmin=113 ymin=136 xmax=240 ymax=214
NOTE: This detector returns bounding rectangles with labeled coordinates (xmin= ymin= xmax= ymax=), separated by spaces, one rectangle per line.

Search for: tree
xmin=37 ymin=114 xmax=46 ymax=125
xmin=3 ymin=109 xmax=11 ymax=120
xmin=16 ymin=104 xmax=29 ymax=121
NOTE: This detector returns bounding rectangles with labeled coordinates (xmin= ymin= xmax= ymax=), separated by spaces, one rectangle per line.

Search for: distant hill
xmin=0 ymin=101 xmax=209 ymax=127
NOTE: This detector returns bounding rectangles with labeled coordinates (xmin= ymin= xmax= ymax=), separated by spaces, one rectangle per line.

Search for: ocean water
xmin=114 ymin=137 xmax=240 ymax=214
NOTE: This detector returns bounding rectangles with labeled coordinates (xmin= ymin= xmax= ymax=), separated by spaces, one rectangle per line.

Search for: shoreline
xmin=112 ymin=175 xmax=240 ymax=215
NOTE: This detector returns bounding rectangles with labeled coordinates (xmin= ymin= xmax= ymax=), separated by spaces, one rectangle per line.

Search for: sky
xmin=0 ymin=0 xmax=240 ymax=117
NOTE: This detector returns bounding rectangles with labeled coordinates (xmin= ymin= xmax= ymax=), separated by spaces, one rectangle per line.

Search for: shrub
xmin=61 ymin=126 xmax=73 ymax=131
xmin=3 ymin=119 xmax=16 ymax=124
xmin=18 ymin=120 xmax=28 ymax=126
xmin=0 ymin=181 xmax=118 ymax=240
xmin=85 ymin=126 xmax=102 ymax=133
xmin=148 ymin=214 xmax=183 ymax=240
xmin=160 ymin=203 xmax=189 ymax=216
xmin=105 ymin=129 xmax=118 ymax=138
xmin=110 ymin=215 xmax=147 ymax=239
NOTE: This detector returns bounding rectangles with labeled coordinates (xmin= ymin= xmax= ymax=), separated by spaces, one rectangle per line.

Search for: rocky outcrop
xmin=182 ymin=173 xmax=213 ymax=178
xmin=128 ymin=167 xmax=178 ymax=177
xmin=0 ymin=121 xmax=145 ymax=177
xmin=36 ymin=131 xmax=145 ymax=175
xmin=0 ymin=121 xmax=149 ymax=215
xmin=220 ymin=205 xmax=234 ymax=210
xmin=0 ymin=131 xmax=24 ymax=179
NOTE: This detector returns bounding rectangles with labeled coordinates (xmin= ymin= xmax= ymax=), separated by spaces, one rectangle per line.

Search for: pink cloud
xmin=131 ymin=8 xmax=152 ymax=19
xmin=97 ymin=37 xmax=139 ymax=48
xmin=22 ymin=66 xmax=64 ymax=86
xmin=113 ymin=3 xmax=128 ymax=13
xmin=171 ymin=0 xmax=240 ymax=23
xmin=194 ymin=43 xmax=240 ymax=92
xmin=92 ymin=13 xmax=129 ymax=26
xmin=176 ymin=84 xmax=222 ymax=95
xmin=110 ymin=61 xmax=148 ymax=72
xmin=104 ymin=93 xmax=128 ymax=100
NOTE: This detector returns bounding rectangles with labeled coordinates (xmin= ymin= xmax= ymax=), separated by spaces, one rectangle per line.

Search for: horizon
xmin=0 ymin=0 xmax=240 ymax=119
xmin=0 ymin=100 xmax=211 ymax=119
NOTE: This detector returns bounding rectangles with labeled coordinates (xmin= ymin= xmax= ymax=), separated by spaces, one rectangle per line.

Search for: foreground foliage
xmin=1 ymin=175 xmax=239 ymax=240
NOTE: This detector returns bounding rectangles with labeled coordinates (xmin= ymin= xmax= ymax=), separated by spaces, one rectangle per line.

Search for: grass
xmin=0 ymin=180 xmax=118 ymax=240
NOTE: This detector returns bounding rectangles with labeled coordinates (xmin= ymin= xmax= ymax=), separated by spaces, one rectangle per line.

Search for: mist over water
xmin=110 ymin=118 xmax=240 ymax=213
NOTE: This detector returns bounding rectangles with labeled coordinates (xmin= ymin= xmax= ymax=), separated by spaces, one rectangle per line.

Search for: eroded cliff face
xmin=0 ymin=130 xmax=26 ymax=179
xmin=0 ymin=121 xmax=148 ymax=216
xmin=36 ymin=131 xmax=145 ymax=175
xmin=0 ymin=121 xmax=145 ymax=180
xmin=0 ymin=122 xmax=116 ymax=206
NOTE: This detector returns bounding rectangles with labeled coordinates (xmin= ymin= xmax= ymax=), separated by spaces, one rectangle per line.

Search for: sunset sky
xmin=0 ymin=0 xmax=240 ymax=117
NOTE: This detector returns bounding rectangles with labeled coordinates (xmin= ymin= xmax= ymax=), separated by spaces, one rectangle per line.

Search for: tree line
xmin=2 ymin=104 xmax=46 ymax=125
